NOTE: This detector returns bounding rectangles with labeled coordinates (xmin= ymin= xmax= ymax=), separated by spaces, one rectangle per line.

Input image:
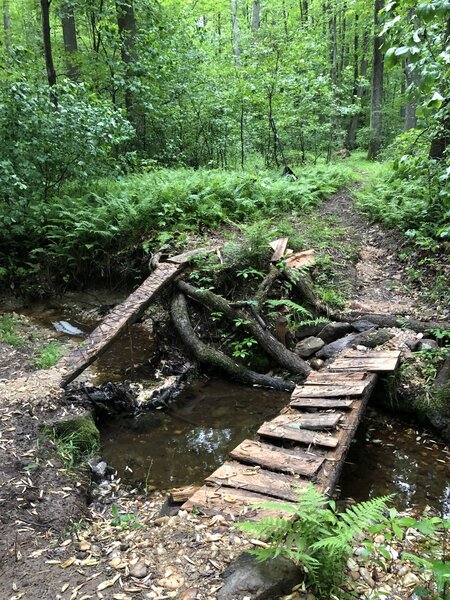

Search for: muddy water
xmin=101 ymin=381 xmax=449 ymax=514
xmin=100 ymin=378 xmax=290 ymax=490
xmin=339 ymin=409 xmax=450 ymax=515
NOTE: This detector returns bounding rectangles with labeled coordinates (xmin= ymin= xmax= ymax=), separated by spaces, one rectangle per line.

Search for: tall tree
xmin=367 ymin=0 xmax=384 ymax=159
xmin=40 ymin=0 xmax=57 ymax=91
xmin=346 ymin=18 xmax=369 ymax=149
xmin=2 ymin=0 xmax=12 ymax=56
xmin=251 ymin=0 xmax=260 ymax=32
xmin=230 ymin=0 xmax=242 ymax=60
xmin=61 ymin=0 xmax=79 ymax=81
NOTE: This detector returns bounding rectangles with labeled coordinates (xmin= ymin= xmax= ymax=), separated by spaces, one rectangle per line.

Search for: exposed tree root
xmin=171 ymin=293 xmax=295 ymax=392
xmin=177 ymin=280 xmax=311 ymax=377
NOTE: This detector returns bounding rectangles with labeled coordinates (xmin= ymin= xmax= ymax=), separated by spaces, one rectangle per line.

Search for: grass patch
xmin=0 ymin=314 xmax=26 ymax=346
xmin=33 ymin=340 xmax=66 ymax=369
xmin=42 ymin=415 xmax=100 ymax=470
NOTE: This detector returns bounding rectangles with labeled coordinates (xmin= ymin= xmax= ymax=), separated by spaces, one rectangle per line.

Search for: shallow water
xmin=100 ymin=377 xmax=290 ymax=489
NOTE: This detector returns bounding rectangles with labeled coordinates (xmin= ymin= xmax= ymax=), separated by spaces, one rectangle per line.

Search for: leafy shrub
xmin=236 ymin=484 xmax=393 ymax=597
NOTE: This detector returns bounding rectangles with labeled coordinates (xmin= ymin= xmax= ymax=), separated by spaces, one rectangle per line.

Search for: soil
xmin=0 ymin=189 xmax=448 ymax=600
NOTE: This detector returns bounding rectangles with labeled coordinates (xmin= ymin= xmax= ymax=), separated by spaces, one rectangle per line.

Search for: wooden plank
xmin=315 ymin=373 xmax=378 ymax=493
xmin=330 ymin=351 xmax=400 ymax=372
xmin=205 ymin=461 xmax=307 ymax=502
xmin=270 ymin=237 xmax=289 ymax=262
xmin=258 ymin=416 xmax=339 ymax=448
xmin=230 ymin=439 xmax=324 ymax=477
xmin=290 ymin=397 xmax=354 ymax=409
xmin=264 ymin=412 xmax=342 ymax=431
xmin=306 ymin=371 xmax=367 ymax=383
xmin=291 ymin=381 xmax=370 ymax=398
xmin=182 ymin=485 xmax=296 ymax=521
xmin=166 ymin=246 xmax=219 ymax=264
xmin=284 ymin=249 xmax=315 ymax=269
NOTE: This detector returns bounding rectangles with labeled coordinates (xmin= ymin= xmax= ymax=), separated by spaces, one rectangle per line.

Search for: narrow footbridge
xmin=182 ymin=350 xmax=400 ymax=520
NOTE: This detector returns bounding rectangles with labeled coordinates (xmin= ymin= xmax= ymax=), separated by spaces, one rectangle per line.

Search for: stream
xmin=4 ymin=300 xmax=450 ymax=515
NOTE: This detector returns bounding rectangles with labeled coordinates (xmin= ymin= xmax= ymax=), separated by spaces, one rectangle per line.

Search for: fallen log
xmin=254 ymin=265 xmax=280 ymax=311
xmin=171 ymin=293 xmax=295 ymax=392
xmin=177 ymin=280 xmax=311 ymax=377
xmin=281 ymin=266 xmax=336 ymax=318
xmin=335 ymin=312 xmax=450 ymax=334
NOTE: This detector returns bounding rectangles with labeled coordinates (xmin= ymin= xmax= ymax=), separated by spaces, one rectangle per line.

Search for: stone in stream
xmin=316 ymin=333 xmax=361 ymax=359
xmin=217 ymin=552 xmax=302 ymax=600
xmin=309 ymin=357 xmax=325 ymax=370
xmin=351 ymin=319 xmax=379 ymax=332
xmin=318 ymin=322 xmax=353 ymax=343
xmin=417 ymin=338 xmax=439 ymax=351
xmin=294 ymin=336 xmax=325 ymax=358
xmin=295 ymin=322 xmax=329 ymax=340
xmin=356 ymin=329 xmax=394 ymax=348
xmin=316 ymin=328 xmax=393 ymax=358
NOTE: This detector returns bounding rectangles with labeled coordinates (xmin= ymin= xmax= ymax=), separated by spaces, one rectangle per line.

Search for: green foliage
xmin=33 ymin=340 xmax=66 ymax=369
xmin=43 ymin=415 xmax=100 ymax=470
xmin=0 ymin=314 xmax=26 ymax=347
xmin=110 ymin=504 xmax=141 ymax=530
xmin=236 ymin=484 xmax=393 ymax=598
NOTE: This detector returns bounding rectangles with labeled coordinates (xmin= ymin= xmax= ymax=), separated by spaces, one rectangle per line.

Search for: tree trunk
xmin=230 ymin=0 xmax=242 ymax=60
xmin=116 ymin=0 xmax=141 ymax=143
xmin=61 ymin=0 xmax=79 ymax=81
xmin=2 ymin=0 xmax=12 ymax=56
xmin=251 ymin=0 xmax=260 ymax=31
xmin=40 ymin=0 xmax=57 ymax=100
xmin=171 ymin=293 xmax=295 ymax=392
xmin=367 ymin=0 xmax=384 ymax=160
xmin=177 ymin=280 xmax=311 ymax=377
xmin=346 ymin=26 xmax=369 ymax=150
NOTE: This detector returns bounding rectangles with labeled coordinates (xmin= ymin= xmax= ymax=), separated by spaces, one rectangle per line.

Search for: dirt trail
xmin=0 ymin=189 xmax=446 ymax=600
xmin=319 ymin=188 xmax=441 ymax=319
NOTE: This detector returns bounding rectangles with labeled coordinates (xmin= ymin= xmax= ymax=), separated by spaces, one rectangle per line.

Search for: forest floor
xmin=0 ymin=186 xmax=447 ymax=600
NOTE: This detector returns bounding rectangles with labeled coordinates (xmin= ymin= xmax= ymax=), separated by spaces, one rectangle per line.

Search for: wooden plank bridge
xmin=182 ymin=349 xmax=400 ymax=520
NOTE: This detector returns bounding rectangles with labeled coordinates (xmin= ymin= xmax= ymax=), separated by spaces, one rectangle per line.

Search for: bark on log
xmin=171 ymin=293 xmax=295 ymax=392
xmin=177 ymin=280 xmax=311 ymax=377
xmin=336 ymin=312 xmax=450 ymax=334
xmin=254 ymin=265 xmax=280 ymax=310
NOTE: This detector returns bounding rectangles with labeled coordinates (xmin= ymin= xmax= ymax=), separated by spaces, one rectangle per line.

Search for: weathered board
xmin=291 ymin=381 xmax=370 ymax=398
xmin=258 ymin=415 xmax=340 ymax=448
xmin=270 ymin=237 xmax=289 ymax=262
xmin=230 ymin=440 xmax=324 ymax=477
xmin=330 ymin=351 xmax=401 ymax=372
xmin=305 ymin=371 xmax=368 ymax=383
xmin=289 ymin=397 xmax=354 ymax=409
xmin=205 ymin=461 xmax=307 ymax=502
xmin=58 ymin=249 xmax=215 ymax=387
xmin=182 ymin=485 xmax=296 ymax=520
xmin=263 ymin=412 xmax=342 ymax=431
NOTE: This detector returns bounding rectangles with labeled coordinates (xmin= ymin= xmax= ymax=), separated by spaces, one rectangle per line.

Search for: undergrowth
xmin=33 ymin=340 xmax=66 ymax=369
xmin=0 ymin=314 xmax=26 ymax=347
xmin=0 ymin=165 xmax=352 ymax=296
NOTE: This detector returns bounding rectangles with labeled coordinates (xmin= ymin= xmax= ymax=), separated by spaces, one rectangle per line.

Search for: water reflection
xmin=100 ymin=377 xmax=290 ymax=489
xmin=339 ymin=409 xmax=450 ymax=515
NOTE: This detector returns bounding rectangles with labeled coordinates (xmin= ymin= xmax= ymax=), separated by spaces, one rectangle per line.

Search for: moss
xmin=42 ymin=413 xmax=100 ymax=467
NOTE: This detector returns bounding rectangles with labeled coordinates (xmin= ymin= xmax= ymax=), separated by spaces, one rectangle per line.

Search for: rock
xmin=217 ymin=552 xmax=302 ymax=600
xmin=316 ymin=333 xmax=361 ymax=359
xmin=295 ymin=322 xmax=329 ymax=340
xmin=130 ymin=560 xmax=148 ymax=579
xmin=295 ymin=337 xmax=325 ymax=358
xmin=352 ymin=319 xmax=379 ymax=332
xmin=88 ymin=459 xmax=108 ymax=481
xmin=403 ymin=572 xmax=420 ymax=587
xmin=359 ymin=567 xmax=375 ymax=587
xmin=318 ymin=322 xmax=352 ymax=343
xmin=417 ymin=338 xmax=439 ymax=351
xmin=309 ymin=358 xmax=324 ymax=370
xmin=356 ymin=329 xmax=394 ymax=348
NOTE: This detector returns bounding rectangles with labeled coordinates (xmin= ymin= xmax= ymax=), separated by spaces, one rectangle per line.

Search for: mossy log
xmin=177 ymin=280 xmax=311 ymax=378
xmin=171 ymin=293 xmax=295 ymax=392
xmin=336 ymin=312 xmax=450 ymax=334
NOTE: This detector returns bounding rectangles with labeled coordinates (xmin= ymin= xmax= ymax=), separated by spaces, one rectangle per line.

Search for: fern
xmin=265 ymin=298 xmax=312 ymax=317
xmin=235 ymin=484 xmax=393 ymax=598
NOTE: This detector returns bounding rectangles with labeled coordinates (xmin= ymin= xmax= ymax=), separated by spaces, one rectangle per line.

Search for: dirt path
xmin=0 ymin=189 xmax=447 ymax=600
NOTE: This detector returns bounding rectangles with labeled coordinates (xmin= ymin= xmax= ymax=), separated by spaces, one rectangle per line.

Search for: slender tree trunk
xmin=116 ymin=0 xmax=141 ymax=145
xmin=61 ymin=0 xmax=79 ymax=81
xmin=367 ymin=0 xmax=384 ymax=160
xmin=346 ymin=22 xmax=369 ymax=150
xmin=251 ymin=0 xmax=260 ymax=31
xmin=40 ymin=0 xmax=57 ymax=99
xmin=230 ymin=0 xmax=242 ymax=60
xmin=2 ymin=0 xmax=12 ymax=56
